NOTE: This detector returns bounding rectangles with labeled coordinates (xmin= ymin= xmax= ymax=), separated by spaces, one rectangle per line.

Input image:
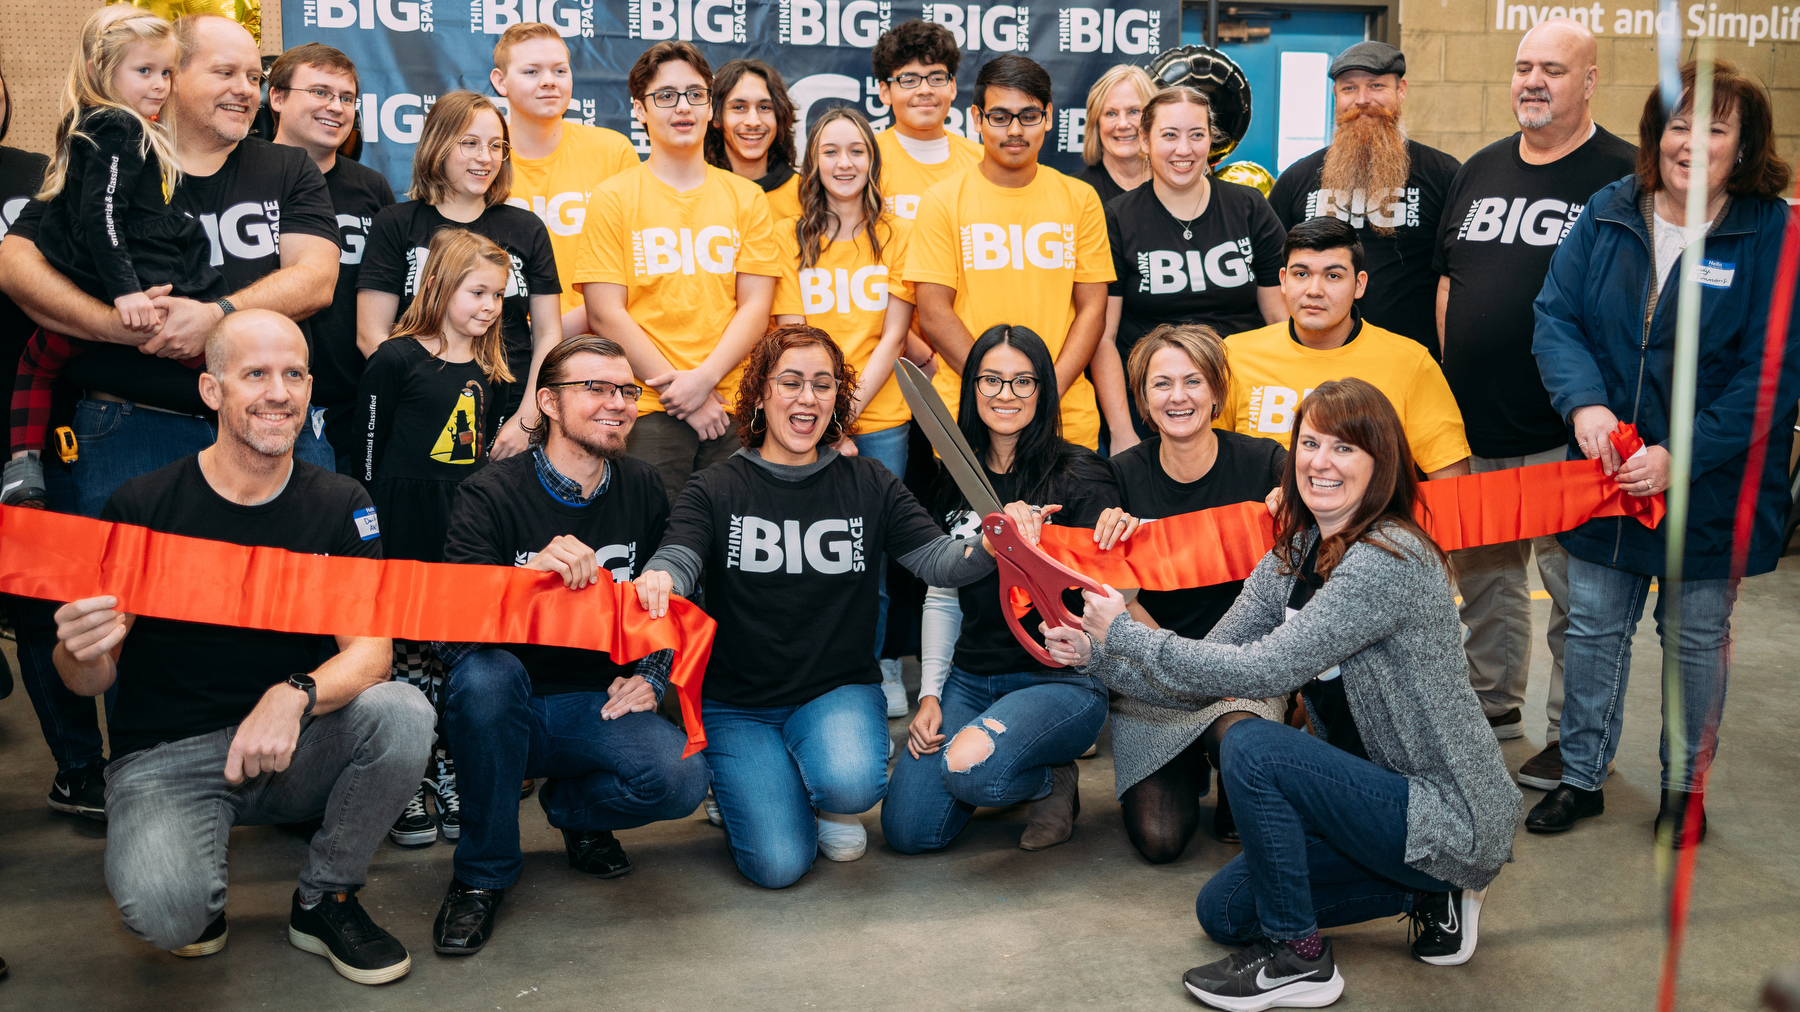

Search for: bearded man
xmin=1268 ymin=41 xmax=1461 ymax=360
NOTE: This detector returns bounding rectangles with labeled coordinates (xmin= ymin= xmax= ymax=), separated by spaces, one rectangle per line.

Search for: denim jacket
xmin=1532 ymin=174 xmax=1800 ymax=579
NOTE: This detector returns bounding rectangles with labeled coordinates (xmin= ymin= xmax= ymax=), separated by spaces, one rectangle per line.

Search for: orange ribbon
xmin=1032 ymin=425 xmax=1665 ymax=596
xmin=0 ymin=507 xmax=716 ymax=757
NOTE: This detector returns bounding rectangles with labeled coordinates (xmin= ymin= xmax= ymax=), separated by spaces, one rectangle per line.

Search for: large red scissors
xmin=894 ymin=359 xmax=1109 ymax=668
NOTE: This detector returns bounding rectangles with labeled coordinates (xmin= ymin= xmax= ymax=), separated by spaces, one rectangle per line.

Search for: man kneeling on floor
xmin=52 ymin=310 xmax=434 ymax=985
xmin=431 ymin=334 xmax=711 ymax=956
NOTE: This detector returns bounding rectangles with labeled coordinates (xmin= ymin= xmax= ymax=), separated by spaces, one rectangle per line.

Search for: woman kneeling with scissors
xmin=1045 ymin=379 xmax=1518 ymax=1012
xmin=634 ymin=325 xmax=994 ymax=889
xmin=882 ymin=325 xmax=1121 ymax=855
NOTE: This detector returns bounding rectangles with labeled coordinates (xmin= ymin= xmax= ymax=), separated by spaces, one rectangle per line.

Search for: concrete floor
xmin=1 ymin=556 xmax=1795 ymax=1012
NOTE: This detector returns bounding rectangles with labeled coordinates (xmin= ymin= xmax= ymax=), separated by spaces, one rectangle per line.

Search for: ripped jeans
xmin=882 ymin=665 xmax=1107 ymax=853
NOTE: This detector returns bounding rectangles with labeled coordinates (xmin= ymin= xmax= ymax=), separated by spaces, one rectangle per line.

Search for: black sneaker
xmin=170 ymin=912 xmax=228 ymax=958
xmin=563 ymin=829 xmax=633 ymax=878
xmin=48 ymin=761 xmax=108 ymax=821
xmin=1486 ymin=708 xmax=1524 ymax=740
xmin=425 ymin=752 xmax=460 ymax=840
xmin=1407 ymin=887 xmax=1487 ymax=965
xmin=287 ymin=889 xmax=411 ymax=985
xmin=388 ymin=784 xmax=437 ymax=846
xmin=433 ymin=879 xmax=504 ymax=956
xmin=1182 ymin=936 xmax=1343 ymax=1011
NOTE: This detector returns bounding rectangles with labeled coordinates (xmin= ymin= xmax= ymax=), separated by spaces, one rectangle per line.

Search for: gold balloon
xmin=1215 ymin=160 xmax=1275 ymax=197
xmin=127 ymin=0 xmax=261 ymax=42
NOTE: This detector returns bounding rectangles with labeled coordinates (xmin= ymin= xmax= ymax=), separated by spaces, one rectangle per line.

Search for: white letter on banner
xmin=1067 ymin=7 xmax=1101 ymax=50
xmin=381 ymin=95 xmax=426 ymax=144
xmin=378 ymin=0 xmax=421 ymax=30
xmin=319 ymin=0 xmax=357 ymax=26
xmin=791 ymin=0 xmax=827 ymax=42
xmin=983 ymin=5 xmax=1018 ymax=49
xmin=695 ymin=0 xmax=735 ymax=41
xmin=540 ymin=0 xmax=581 ymax=34
xmin=482 ymin=0 xmax=520 ymax=31
xmin=641 ymin=0 xmax=677 ymax=38
xmin=841 ymin=0 xmax=881 ymax=43
xmin=1115 ymin=9 xmax=1150 ymax=52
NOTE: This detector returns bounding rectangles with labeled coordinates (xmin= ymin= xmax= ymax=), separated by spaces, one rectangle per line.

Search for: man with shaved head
xmin=1433 ymin=18 xmax=1636 ymax=790
xmin=52 ymin=310 xmax=432 ymax=984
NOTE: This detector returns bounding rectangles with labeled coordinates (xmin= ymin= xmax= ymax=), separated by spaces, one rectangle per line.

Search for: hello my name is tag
xmin=1689 ymin=259 xmax=1735 ymax=289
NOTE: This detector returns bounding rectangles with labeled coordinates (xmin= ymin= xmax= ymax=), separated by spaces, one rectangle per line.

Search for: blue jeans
xmin=882 ymin=665 xmax=1107 ymax=853
xmin=1559 ymin=555 xmax=1738 ymax=793
xmin=1196 ymin=719 xmax=1454 ymax=943
xmin=703 ymin=684 xmax=890 ymax=889
xmin=852 ymin=423 xmax=909 ymax=658
xmin=444 ymin=650 xmax=710 ymax=889
xmin=71 ymin=399 xmax=335 ymax=518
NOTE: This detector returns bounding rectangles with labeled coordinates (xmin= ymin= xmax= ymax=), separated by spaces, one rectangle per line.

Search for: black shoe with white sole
xmin=425 ymin=752 xmax=460 ymax=840
xmin=1183 ymin=936 xmax=1344 ymax=1011
xmin=288 ymin=889 xmax=412 ymax=985
xmin=47 ymin=761 xmax=108 ymax=821
xmin=1407 ymin=887 xmax=1486 ymax=965
xmin=388 ymin=784 xmax=437 ymax=846
xmin=171 ymin=912 xmax=229 ymax=957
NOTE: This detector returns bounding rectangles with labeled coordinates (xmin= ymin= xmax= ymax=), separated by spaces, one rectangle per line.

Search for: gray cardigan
xmin=1086 ymin=524 xmax=1521 ymax=889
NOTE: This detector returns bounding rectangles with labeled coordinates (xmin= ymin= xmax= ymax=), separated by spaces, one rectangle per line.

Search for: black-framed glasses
xmin=277 ymin=85 xmax=358 ymax=108
xmin=771 ymin=376 xmax=839 ymax=399
xmin=975 ymin=107 xmax=1046 ymax=128
xmin=456 ymin=138 xmax=512 ymax=159
xmin=885 ymin=71 xmax=952 ymax=89
xmin=545 ymin=379 xmax=643 ymax=401
xmin=648 ymin=87 xmax=711 ymax=108
xmin=976 ymin=374 xmax=1039 ymax=397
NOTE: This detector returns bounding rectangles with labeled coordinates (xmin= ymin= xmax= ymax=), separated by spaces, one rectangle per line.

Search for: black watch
xmin=214 ymin=297 xmax=237 ymax=317
xmin=286 ymin=672 xmax=317 ymax=717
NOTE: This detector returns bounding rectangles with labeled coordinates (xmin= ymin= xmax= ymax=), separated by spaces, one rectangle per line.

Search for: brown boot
xmin=1020 ymin=763 xmax=1080 ymax=850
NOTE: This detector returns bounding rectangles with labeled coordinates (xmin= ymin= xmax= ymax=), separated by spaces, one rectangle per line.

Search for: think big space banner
xmin=284 ymin=0 xmax=1180 ymax=191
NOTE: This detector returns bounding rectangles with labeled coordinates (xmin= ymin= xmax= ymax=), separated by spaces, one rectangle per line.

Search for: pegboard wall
xmin=0 ymin=0 xmax=283 ymax=156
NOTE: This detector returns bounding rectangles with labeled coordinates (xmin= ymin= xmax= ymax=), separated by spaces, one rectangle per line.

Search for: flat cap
xmin=1328 ymin=40 xmax=1405 ymax=79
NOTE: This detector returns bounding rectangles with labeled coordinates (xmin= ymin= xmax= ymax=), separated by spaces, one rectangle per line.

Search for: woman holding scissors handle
xmin=883 ymin=325 xmax=1120 ymax=855
xmin=632 ymin=325 xmax=996 ymax=889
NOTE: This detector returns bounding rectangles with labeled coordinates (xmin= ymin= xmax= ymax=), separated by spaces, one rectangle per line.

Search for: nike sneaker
xmin=1408 ymin=887 xmax=1487 ymax=966
xmin=47 ymin=760 xmax=108 ymax=821
xmin=1183 ymin=936 xmax=1343 ymax=1011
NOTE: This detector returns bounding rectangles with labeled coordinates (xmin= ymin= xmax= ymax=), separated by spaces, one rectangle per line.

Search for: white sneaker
xmin=815 ymin=810 xmax=867 ymax=861
xmin=879 ymin=658 xmax=908 ymax=718
xmin=703 ymin=789 xmax=723 ymax=827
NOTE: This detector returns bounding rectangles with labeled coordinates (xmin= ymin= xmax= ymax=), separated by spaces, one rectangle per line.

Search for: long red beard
xmin=1319 ymin=105 xmax=1411 ymax=234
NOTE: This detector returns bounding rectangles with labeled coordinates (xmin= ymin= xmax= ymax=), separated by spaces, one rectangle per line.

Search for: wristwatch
xmin=214 ymin=297 xmax=237 ymax=317
xmin=286 ymin=672 xmax=317 ymax=717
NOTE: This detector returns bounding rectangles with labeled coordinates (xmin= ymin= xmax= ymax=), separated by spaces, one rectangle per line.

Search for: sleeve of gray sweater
xmin=644 ymin=545 xmax=704 ymax=598
xmin=897 ymin=535 xmax=996 ymax=587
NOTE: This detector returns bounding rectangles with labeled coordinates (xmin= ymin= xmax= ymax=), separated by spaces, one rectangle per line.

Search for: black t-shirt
xmin=15 ymin=138 xmax=340 ymax=414
xmin=308 ymin=155 xmax=396 ymax=419
xmin=1106 ymin=179 xmax=1285 ymax=365
xmin=356 ymin=337 xmax=510 ymax=484
xmin=1078 ymin=163 xmax=1128 ymax=207
xmin=934 ymin=447 xmax=1120 ymax=674
xmin=659 ymin=454 xmax=945 ymax=707
xmin=101 ymin=455 xmax=382 ymax=757
xmin=1268 ymin=140 xmax=1461 ymax=358
xmin=359 ymin=201 xmax=560 ymax=414
xmin=1435 ymin=127 xmax=1637 ymax=458
xmin=2 ymin=147 xmax=51 ymax=384
xmin=1290 ymin=539 xmax=1366 ymax=760
xmin=442 ymin=451 xmax=669 ymax=694
xmin=1109 ymin=431 xmax=1285 ymax=640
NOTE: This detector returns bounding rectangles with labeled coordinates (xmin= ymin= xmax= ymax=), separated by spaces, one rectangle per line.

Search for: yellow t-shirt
xmin=505 ymin=122 xmax=640 ymax=316
xmin=904 ymin=164 xmax=1114 ymax=449
xmin=765 ymin=174 xmax=802 ymax=222
xmin=572 ymin=164 xmax=781 ymax=416
xmin=771 ymin=215 xmax=915 ymax=433
xmin=875 ymin=128 xmax=982 ymax=221
xmin=1218 ymin=319 xmax=1472 ymax=473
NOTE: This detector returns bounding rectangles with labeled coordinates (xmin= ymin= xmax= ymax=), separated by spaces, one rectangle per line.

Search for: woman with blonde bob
xmin=358 ymin=90 xmax=561 ymax=461
xmin=1077 ymin=63 xmax=1156 ymax=204
xmin=1047 ymin=378 xmax=1519 ymax=1010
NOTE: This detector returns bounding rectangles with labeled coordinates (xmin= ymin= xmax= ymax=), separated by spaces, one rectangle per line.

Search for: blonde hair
xmin=493 ymin=22 xmax=567 ymax=71
xmin=38 ymin=5 xmax=182 ymax=202
xmin=1126 ymin=323 xmax=1231 ymax=431
xmin=387 ymin=228 xmax=516 ymax=385
xmin=408 ymin=91 xmax=513 ymax=208
xmin=1082 ymin=64 xmax=1156 ymax=167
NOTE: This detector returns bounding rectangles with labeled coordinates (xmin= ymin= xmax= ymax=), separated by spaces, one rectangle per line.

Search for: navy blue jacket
xmin=1533 ymin=175 xmax=1798 ymax=580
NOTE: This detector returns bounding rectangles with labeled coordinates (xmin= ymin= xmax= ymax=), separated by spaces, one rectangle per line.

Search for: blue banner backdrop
xmin=283 ymin=0 xmax=1179 ymax=192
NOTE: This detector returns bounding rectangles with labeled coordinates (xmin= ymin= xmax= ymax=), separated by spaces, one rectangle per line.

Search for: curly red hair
xmin=735 ymin=325 xmax=861 ymax=449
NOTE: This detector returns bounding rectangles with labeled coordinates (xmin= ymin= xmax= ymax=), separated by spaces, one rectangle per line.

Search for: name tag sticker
xmin=353 ymin=507 xmax=380 ymax=541
xmin=1690 ymin=259 xmax=1735 ymax=289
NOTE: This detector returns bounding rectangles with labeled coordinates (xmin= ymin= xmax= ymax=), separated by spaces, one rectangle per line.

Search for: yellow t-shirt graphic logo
xmin=429 ymin=382 xmax=485 ymax=464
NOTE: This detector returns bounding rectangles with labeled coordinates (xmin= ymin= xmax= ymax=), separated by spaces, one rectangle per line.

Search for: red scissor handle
xmin=985 ymin=511 xmax=1108 ymax=668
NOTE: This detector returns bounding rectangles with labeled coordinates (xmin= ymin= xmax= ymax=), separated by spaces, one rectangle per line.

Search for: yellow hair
xmin=38 ymin=5 xmax=183 ymax=203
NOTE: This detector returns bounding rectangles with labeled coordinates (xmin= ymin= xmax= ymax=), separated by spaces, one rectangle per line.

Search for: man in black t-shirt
xmin=0 ymin=15 xmax=342 ymax=518
xmin=1267 ymin=41 xmax=1460 ymax=359
xmin=432 ymin=334 xmax=708 ymax=958
xmin=1433 ymin=19 xmax=1637 ymax=783
xmin=51 ymin=312 xmax=432 ymax=984
xmin=269 ymin=43 xmax=397 ymax=474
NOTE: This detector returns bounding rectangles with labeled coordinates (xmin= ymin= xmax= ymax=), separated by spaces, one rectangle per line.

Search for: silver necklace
xmin=1163 ymin=184 xmax=1207 ymax=241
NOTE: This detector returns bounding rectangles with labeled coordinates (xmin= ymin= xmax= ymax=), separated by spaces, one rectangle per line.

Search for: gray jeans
xmin=103 ymin=680 xmax=435 ymax=950
xmin=627 ymin=409 xmax=739 ymax=510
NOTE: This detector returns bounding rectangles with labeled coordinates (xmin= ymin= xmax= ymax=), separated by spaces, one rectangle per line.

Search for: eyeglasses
xmin=771 ymin=376 xmax=839 ymax=399
xmin=545 ymin=379 xmax=643 ymax=401
xmin=279 ymin=85 xmax=357 ymax=108
xmin=648 ymin=87 xmax=711 ymax=108
xmin=456 ymin=138 xmax=512 ymax=159
xmin=885 ymin=71 xmax=952 ymax=89
xmin=975 ymin=107 xmax=1046 ymax=128
xmin=976 ymin=374 xmax=1039 ymax=397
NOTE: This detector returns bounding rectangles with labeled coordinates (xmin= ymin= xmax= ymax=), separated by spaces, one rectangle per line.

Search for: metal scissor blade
xmin=895 ymin=359 xmax=1003 ymax=516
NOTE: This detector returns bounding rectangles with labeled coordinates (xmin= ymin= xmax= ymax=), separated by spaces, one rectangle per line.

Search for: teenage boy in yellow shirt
xmin=1220 ymin=216 xmax=1471 ymax=479
xmin=492 ymin=23 xmax=640 ymax=337
xmin=905 ymin=55 xmax=1113 ymax=450
xmin=870 ymin=21 xmax=983 ymax=220
xmin=574 ymin=41 xmax=780 ymax=507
